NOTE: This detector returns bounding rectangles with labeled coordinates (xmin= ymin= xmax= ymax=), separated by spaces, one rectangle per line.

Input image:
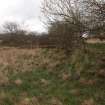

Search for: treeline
xmin=0 ymin=0 xmax=105 ymax=54
xmin=0 ymin=22 xmax=53 ymax=48
xmin=0 ymin=21 xmax=81 ymax=51
xmin=0 ymin=32 xmax=52 ymax=48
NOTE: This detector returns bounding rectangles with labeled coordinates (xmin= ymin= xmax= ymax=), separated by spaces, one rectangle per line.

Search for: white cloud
xmin=25 ymin=18 xmax=46 ymax=32
xmin=0 ymin=0 xmax=46 ymax=33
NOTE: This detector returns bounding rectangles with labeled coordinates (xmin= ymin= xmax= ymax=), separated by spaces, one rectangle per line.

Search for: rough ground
xmin=0 ymin=44 xmax=105 ymax=105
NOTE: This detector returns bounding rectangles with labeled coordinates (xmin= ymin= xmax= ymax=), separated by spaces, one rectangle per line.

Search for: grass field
xmin=0 ymin=44 xmax=105 ymax=105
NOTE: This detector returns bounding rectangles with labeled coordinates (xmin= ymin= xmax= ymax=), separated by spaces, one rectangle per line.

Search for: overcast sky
xmin=0 ymin=0 xmax=46 ymax=33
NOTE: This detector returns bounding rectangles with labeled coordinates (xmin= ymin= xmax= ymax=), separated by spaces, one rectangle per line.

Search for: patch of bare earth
xmin=16 ymin=97 xmax=40 ymax=105
xmin=81 ymin=98 xmax=95 ymax=105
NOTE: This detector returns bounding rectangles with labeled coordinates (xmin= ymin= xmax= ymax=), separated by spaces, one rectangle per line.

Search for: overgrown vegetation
xmin=0 ymin=0 xmax=105 ymax=105
xmin=0 ymin=43 xmax=104 ymax=105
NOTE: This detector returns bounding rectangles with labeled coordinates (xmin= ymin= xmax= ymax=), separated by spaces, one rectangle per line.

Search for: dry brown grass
xmin=16 ymin=97 xmax=40 ymax=105
xmin=81 ymin=98 xmax=95 ymax=105
xmin=0 ymin=47 xmax=65 ymax=85
xmin=0 ymin=47 xmax=41 ymax=73
xmin=86 ymin=39 xmax=105 ymax=44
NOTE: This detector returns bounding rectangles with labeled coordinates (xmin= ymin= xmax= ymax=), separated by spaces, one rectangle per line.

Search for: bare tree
xmin=3 ymin=22 xmax=21 ymax=34
xmin=42 ymin=0 xmax=88 ymax=54
xmin=42 ymin=0 xmax=105 ymax=32
xmin=82 ymin=0 xmax=105 ymax=34
xmin=42 ymin=0 xmax=87 ymax=31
